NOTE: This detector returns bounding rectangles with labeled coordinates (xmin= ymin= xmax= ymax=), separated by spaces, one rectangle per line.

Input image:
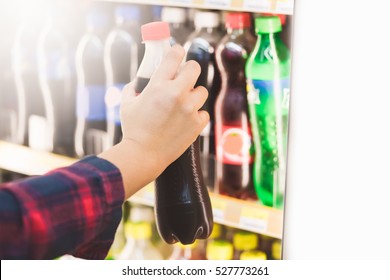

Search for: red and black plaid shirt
xmin=0 ymin=156 xmax=124 ymax=260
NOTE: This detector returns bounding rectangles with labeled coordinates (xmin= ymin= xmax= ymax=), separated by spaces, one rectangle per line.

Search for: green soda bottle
xmin=245 ymin=16 xmax=291 ymax=209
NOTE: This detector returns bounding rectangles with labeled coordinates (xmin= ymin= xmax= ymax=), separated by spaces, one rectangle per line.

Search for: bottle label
xmin=105 ymin=83 xmax=126 ymax=125
xmin=247 ymin=78 xmax=290 ymax=110
xmin=216 ymin=125 xmax=253 ymax=165
xmin=76 ymin=85 xmax=106 ymax=120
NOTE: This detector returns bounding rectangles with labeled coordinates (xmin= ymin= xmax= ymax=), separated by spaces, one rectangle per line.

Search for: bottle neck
xmin=137 ymin=39 xmax=171 ymax=79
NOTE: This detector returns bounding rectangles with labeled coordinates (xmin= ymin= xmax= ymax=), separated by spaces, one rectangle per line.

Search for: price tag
xmin=212 ymin=198 xmax=227 ymax=221
xmin=169 ymin=0 xmax=193 ymax=5
xmin=243 ymin=0 xmax=270 ymax=11
xmin=239 ymin=207 xmax=269 ymax=232
xmin=205 ymin=0 xmax=231 ymax=8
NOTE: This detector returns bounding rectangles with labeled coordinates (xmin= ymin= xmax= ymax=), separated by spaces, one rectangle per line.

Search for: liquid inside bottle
xmin=135 ymin=21 xmax=213 ymax=245
xmin=245 ymin=16 xmax=291 ymax=208
xmin=215 ymin=12 xmax=257 ymax=200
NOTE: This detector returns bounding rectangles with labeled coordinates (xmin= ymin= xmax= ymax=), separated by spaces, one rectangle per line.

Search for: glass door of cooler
xmin=0 ymin=0 xmax=295 ymax=260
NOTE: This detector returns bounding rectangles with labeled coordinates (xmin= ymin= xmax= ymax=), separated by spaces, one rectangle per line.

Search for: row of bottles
xmin=0 ymin=2 xmax=292 ymax=209
xmin=107 ymin=203 xmax=282 ymax=260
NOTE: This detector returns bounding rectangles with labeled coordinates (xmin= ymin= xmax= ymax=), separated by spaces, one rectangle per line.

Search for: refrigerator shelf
xmin=0 ymin=140 xmax=283 ymax=238
xmin=101 ymin=0 xmax=294 ymax=15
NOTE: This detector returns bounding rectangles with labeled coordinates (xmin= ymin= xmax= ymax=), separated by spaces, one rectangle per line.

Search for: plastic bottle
xmin=206 ymin=240 xmax=233 ymax=260
xmin=232 ymin=230 xmax=259 ymax=259
xmin=161 ymin=7 xmax=191 ymax=46
xmin=245 ymin=16 xmax=291 ymax=208
xmin=135 ymin=22 xmax=213 ymax=245
xmin=215 ymin=12 xmax=257 ymax=200
xmin=168 ymin=241 xmax=204 ymax=260
xmin=74 ymin=7 xmax=110 ymax=157
xmin=117 ymin=221 xmax=163 ymax=260
xmin=184 ymin=10 xmax=224 ymax=189
xmin=271 ymin=239 xmax=282 ymax=260
xmin=240 ymin=250 xmax=267 ymax=260
xmin=37 ymin=6 xmax=77 ymax=156
xmin=11 ymin=17 xmax=45 ymax=146
xmin=104 ymin=5 xmax=142 ymax=146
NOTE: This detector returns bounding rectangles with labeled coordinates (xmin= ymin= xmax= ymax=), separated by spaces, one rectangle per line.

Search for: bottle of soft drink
xmin=245 ymin=16 xmax=291 ymax=208
xmin=12 ymin=17 xmax=45 ymax=146
xmin=161 ymin=7 xmax=191 ymax=46
xmin=104 ymin=5 xmax=142 ymax=146
xmin=240 ymin=250 xmax=267 ymax=260
xmin=232 ymin=230 xmax=258 ymax=259
xmin=215 ymin=12 xmax=257 ymax=200
xmin=206 ymin=240 xmax=233 ymax=260
xmin=75 ymin=7 xmax=110 ymax=157
xmin=37 ymin=8 xmax=77 ymax=156
xmin=168 ymin=241 xmax=204 ymax=260
xmin=117 ymin=221 xmax=163 ymax=260
xmin=135 ymin=22 xmax=213 ymax=245
xmin=271 ymin=239 xmax=282 ymax=260
xmin=184 ymin=10 xmax=224 ymax=189
xmin=1 ymin=48 xmax=18 ymax=143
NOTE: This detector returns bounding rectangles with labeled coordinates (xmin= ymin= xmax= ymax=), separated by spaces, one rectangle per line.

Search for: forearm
xmin=0 ymin=156 xmax=124 ymax=259
xmin=98 ymin=139 xmax=164 ymax=199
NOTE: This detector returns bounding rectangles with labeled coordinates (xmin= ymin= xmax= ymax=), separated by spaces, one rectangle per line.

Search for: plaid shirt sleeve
xmin=0 ymin=155 xmax=124 ymax=260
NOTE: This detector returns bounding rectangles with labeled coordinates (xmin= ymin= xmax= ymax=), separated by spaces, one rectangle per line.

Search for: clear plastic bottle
xmin=232 ymin=230 xmax=259 ymax=259
xmin=246 ymin=16 xmax=291 ymax=208
xmin=161 ymin=7 xmax=191 ymax=46
xmin=135 ymin=21 xmax=213 ymax=245
xmin=184 ymin=10 xmax=224 ymax=189
xmin=215 ymin=12 xmax=257 ymax=200
xmin=37 ymin=6 xmax=77 ymax=156
xmin=75 ymin=6 xmax=110 ymax=157
xmin=117 ymin=221 xmax=163 ymax=260
xmin=12 ymin=17 xmax=45 ymax=146
xmin=206 ymin=240 xmax=233 ymax=260
xmin=104 ymin=5 xmax=142 ymax=146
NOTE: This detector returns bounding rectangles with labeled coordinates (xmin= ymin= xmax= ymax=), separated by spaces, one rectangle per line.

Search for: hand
xmin=121 ymin=45 xmax=209 ymax=168
xmin=99 ymin=45 xmax=209 ymax=199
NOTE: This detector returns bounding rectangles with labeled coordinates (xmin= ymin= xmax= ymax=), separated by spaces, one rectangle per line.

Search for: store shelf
xmin=0 ymin=141 xmax=77 ymax=176
xmin=0 ymin=140 xmax=283 ymax=238
xmin=130 ymin=183 xmax=283 ymax=239
xmin=102 ymin=0 xmax=294 ymax=15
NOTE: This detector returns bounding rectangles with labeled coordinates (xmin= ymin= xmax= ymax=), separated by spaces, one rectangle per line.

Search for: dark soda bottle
xmin=135 ymin=22 xmax=213 ymax=245
xmin=104 ymin=5 xmax=142 ymax=146
xmin=214 ymin=12 xmax=257 ymax=200
xmin=184 ymin=10 xmax=224 ymax=189
xmin=37 ymin=6 xmax=77 ymax=156
xmin=75 ymin=6 xmax=110 ymax=157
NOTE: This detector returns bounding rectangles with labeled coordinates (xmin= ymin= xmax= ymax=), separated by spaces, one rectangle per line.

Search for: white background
xmin=283 ymin=0 xmax=390 ymax=259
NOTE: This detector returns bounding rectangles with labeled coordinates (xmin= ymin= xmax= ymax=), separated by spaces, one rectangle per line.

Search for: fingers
xmin=153 ymin=44 xmax=185 ymax=81
xmin=175 ymin=60 xmax=201 ymax=91
xmin=197 ymin=110 xmax=210 ymax=131
xmin=187 ymin=86 xmax=208 ymax=111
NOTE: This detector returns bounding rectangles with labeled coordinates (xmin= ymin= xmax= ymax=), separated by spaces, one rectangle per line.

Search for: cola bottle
xmin=214 ymin=12 xmax=257 ymax=200
xmin=135 ymin=21 xmax=213 ymax=245
xmin=184 ymin=10 xmax=224 ymax=189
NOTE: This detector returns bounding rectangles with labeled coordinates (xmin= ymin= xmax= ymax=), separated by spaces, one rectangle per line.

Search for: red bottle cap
xmin=225 ymin=13 xmax=251 ymax=29
xmin=141 ymin=21 xmax=171 ymax=41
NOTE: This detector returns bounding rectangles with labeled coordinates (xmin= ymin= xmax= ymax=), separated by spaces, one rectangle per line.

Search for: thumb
xmin=122 ymin=81 xmax=136 ymax=102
